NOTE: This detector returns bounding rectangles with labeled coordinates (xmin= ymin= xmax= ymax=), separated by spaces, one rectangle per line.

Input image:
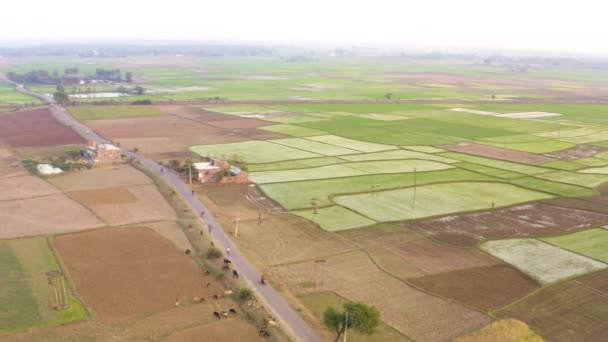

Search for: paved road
xmin=6 ymin=79 xmax=319 ymax=342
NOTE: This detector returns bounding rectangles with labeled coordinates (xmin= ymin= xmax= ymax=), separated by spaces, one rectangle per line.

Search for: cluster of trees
xmin=324 ymin=302 xmax=380 ymax=342
xmin=8 ymin=67 xmax=134 ymax=85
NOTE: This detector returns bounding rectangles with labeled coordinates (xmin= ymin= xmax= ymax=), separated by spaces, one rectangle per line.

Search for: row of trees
xmin=8 ymin=68 xmax=133 ymax=85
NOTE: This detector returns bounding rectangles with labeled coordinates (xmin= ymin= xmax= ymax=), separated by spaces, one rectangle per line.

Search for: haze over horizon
xmin=2 ymin=0 xmax=608 ymax=56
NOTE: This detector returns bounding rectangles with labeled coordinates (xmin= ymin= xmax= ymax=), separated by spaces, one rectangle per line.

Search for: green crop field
xmin=339 ymin=149 xmax=458 ymax=163
xmin=251 ymin=160 xmax=454 ymax=184
xmin=68 ymin=105 xmax=164 ymax=120
xmin=477 ymin=140 xmax=574 ymax=153
xmin=508 ymin=177 xmax=596 ymax=197
xmin=541 ymin=228 xmax=608 ymax=263
xmin=440 ymin=152 xmax=550 ymax=175
xmin=333 ymin=182 xmax=553 ymax=222
xmin=537 ymin=171 xmax=608 ymax=187
xmin=270 ymin=138 xmax=360 ymax=156
xmin=259 ymin=168 xmax=497 ymax=210
xmin=306 ymin=135 xmax=397 ymax=152
xmin=248 ymin=156 xmax=345 ymax=172
xmin=0 ymin=237 xmax=87 ymax=333
xmin=0 ymin=83 xmax=39 ymax=104
xmin=190 ymin=140 xmax=321 ymax=163
xmin=259 ymin=124 xmax=327 ymax=137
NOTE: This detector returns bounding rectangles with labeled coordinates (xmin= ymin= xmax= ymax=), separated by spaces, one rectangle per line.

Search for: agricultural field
xmin=0 ymin=83 xmax=39 ymax=104
xmin=0 ymin=108 xmax=83 ymax=147
xmin=68 ymin=105 xmax=164 ymax=120
xmin=0 ymin=237 xmax=87 ymax=334
xmin=455 ymin=319 xmax=544 ymax=342
xmin=541 ymin=228 xmax=608 ymax=263
xmin=480 ymin=238 xmax=606 ymax=284
xmin=53 ymin=227 xmax=211 ymax=321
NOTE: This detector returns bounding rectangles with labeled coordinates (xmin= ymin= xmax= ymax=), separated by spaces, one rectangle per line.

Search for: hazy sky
xmin=3 ymin=0 xmax=607 ymax=55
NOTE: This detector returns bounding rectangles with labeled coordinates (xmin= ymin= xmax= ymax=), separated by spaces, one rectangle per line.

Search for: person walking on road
xmin=227 ymin=247 xmax=231 ymax=255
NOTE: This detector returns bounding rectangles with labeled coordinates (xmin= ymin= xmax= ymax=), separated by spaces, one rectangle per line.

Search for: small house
xmin=193 ymin=159 xmax=249 ymax=184
xmin=193 ymin=160 xmax=223 ymax=183
xmin=87 ymin=141 xmax=121 ymax=164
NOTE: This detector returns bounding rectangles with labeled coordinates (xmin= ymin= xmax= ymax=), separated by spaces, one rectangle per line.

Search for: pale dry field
xmin=0 ymin=175 xmax=61 ymax=200
xmin=140 ymin=220 xmax=194 ymax=251
xmin=68 ymin=184 xmax=177 ymax=225
xmin=0 ymin=147 xmax=27 ymax=178
xmin=273 ymin=250 xmax=491 ymax=342
xmin=0 ymin=193 xmax=104 ymax=239
xmin=48 ymin=164 xmax=151 ymax=192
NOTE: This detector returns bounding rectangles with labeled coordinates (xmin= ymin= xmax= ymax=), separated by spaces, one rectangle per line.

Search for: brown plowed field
xmin=392 ymin=238 xmax=499 ymax=274
xmin=168 ymin=318 xmax=263 ymax=342
xmin=68 ymin=184 xmax=177 ymax=225
xmin=0 ymin=108 xmax=82 ymax=147
xmin=443 ymin=142 xmax=553 ymax=164
xmin=0 ymin=193 xmax=104 ymax=239
xmin=410 ymin=203 xmax=608 ymax=246
xmin=54 ymin=227 xmax=221 ymax=322
xmin=84 ymin=113 xmax=283 ymax=158
xmin=495 ymin=270 xmax=608 ymax=341
xmin=0 ymin=175 xmax=60 ymax=200
xmin=409 ymin=265 xmax=540 ymax=311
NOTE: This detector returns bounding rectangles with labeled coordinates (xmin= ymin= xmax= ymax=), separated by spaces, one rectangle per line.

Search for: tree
xmin=385 ymin=92 xmax=393 ymax=100
xmin=125 ymin=72 xmax=133 ymax=82
xmin=53 ymin=85 xmax=69 ymax=104
xmin=323 ymin=302 xmax=380 ymax=342
xmin=184 ymin=159 xmax=194 ymax=185
xmin=134 ymin=85 xmax=145 ymax=95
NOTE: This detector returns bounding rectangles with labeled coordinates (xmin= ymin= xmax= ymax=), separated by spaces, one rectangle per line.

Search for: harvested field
xmin=68 ymin=184 xmax=177 ymax=225
xmin=48 ymin=164 xmax=152 ymax=191
xmin=455 ymin=319 xmax=544 ymax=342
xmin=0 ymin=175 xmax=60 ymax=200
xmin=410 ymin=203 xmax=608 ymax=246
xmin=139 ymin=221 xmax=194 ymax=251
xmin=498 ymin=111 xmax=561 ymax=119
xmin=443 ymin=142 xmax=553 ymax=164
xmin=292 ymin=205 xmax=376 ymax=232
xmin=167 ymin=318 xmax=263 ymax=342
xmin=480 ymin=239 xmax=606 ymax=284
xmin=495 ymin=271 xmax=608 ymax=341
xmin=273 ymin=250 xmax=491 ymax=342
xmin=68 ymin=105 xmax=164 ymax=120
xmin=0 ymin=148 xmax=27 ymax=178
xmin=0 ymin=194 xmax=104 ymax=239
xmin=0 ymin=108 xmax=82 ymax=147
xmin=392 ymin=238 xmax=499 ymax=274
xmin=409 ymin=265 xmax=540 ymax=311
xmin=54 ymin=227 xmax=218 ymax=322
xmin=198 ymin=184 xmax=354 ymax=266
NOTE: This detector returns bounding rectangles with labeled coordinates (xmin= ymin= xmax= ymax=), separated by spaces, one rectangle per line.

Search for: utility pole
xmin=234 ymin=209 xmax=240 ymax=238
xmin=344 ymin=311 xmax=349 ymax=342
xmin=311 ymin=198 xmax=319 ymax=224
xmin=412 ymin=168 xmax=417 ymax=208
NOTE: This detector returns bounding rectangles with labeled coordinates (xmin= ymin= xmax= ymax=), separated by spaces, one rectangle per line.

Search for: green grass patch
xmin=259 ymin=124 xmax=327 ymax=137
xmin=299 ymin=291 xmax=410 ymax=342
xmin=334 ymin=182 xmax=553 ymax=222
xmin=307 ymin=135 xmax=397 ymax=152
xmin=537 ymin=171 xmax=608 ymax=187
xmin=541 ymin=228 xmax=608 ymax=263
xmin=401 ymin=145 xmax=445 ymax=153
xmin=248 ymin=157 xmax=344 ymax=172
xmin=573 ymin=157 xmax=608 ymax=167
xmin=540 ymin=160 xmax=585 ymax=171
xmin=508 ymin=177 xmax=595 ymax=197
xmin=69 ymin=105 xmax=164 ymax=120
xmin=0 ymin=237 xmax=87 ymax=333
xmin=250 ymin=164 xmax=368 ymax=184
xmin=270 ymin=138 xmax=360 ymax=156
xmin=259 ymin=168 xmax=498 ymax=210
xmin=345 ymin=159 xmax=454 ymax=174
xmin=189 ymin=140 xmax=320 ymax=163
xmin=356 ymin=113 xmax=409 ymax=121
xmin=440 ymin=152 xmax=550 ymax=175
xmin=339 ymin=149 xmax=458 ymax=163
xmin=0 ymin=83 xmax=40 ymax=104
xmin=455 ymin=162 xmax=526 ymax=179
xmin=293 ymin=205 xmax=377 ymax=231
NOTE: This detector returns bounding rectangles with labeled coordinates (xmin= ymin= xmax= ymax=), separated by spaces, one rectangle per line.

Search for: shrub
xmin=206 ymin=247 xmax=222 ymax=259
